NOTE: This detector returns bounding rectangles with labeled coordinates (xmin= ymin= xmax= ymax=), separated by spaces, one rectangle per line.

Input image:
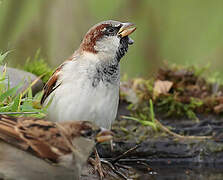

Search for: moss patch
xmin=120 ymin=64 xmax=223 ymax=120
xmin=21 ymin=49 xmax=54 ymax=83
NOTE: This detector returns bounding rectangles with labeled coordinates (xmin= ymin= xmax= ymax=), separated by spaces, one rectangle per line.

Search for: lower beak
xmin=96 ymin=129 xmax=114 ymax=143
xmin=118 ymin=22 xmax=136 ymax=38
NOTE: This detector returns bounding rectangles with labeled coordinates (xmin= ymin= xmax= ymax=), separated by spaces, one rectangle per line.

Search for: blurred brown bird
xmin=0 ymin=115 xmax=113 ymax=180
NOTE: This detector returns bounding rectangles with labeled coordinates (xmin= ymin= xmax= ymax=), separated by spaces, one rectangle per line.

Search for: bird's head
xmin=78 ymin=121 xmax=113 ymax=143
xmin=63 ymin=121 xmax=113 ymax=145
xmin=80 ymin=20 xmax=136 ymax=62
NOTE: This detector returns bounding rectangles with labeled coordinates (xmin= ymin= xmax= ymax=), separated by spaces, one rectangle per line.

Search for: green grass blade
xmin=0 ymin=83 xmax=22 ymax=102
xmin=11 ymin=94 xmax=22 ymax=112
xmin=0 ymin=51 xmax=11 ymax=64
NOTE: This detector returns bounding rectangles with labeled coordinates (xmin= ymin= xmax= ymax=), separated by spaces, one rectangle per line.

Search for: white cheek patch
xmin=94 ymin=36 xmax=120 ymax=54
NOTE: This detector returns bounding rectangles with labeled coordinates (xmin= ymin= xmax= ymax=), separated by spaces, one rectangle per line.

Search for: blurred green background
xmin=1 ymin=0 xmax=223 ymax=78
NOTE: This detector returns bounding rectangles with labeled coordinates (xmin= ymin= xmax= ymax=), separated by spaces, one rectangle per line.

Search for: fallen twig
xmin=101 ymin=159 xmax=129 ymax=180
xmin=111 ymin=144 xmax=140 ymax=164
xmin=155 ymin=118 xmax=212 ymax=140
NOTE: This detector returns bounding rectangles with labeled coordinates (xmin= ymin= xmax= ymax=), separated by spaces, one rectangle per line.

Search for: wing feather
xmin=40 ymin=64 xmax=64 ymax=104
xmin=41 ymin=54 xmax=78 ymax=104
xmin=0 ymin=115 xmax=71 ymax=162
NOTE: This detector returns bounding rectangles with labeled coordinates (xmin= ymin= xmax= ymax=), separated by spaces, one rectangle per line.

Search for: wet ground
xmin=136 ymin=165 xmax=223 ymax=180
xmin=92 ymin=102 xmax=223 ymax=180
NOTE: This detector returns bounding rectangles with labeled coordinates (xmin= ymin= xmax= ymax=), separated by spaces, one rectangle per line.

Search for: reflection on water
xmin=136 ymin=165 xmax=223 ymax=180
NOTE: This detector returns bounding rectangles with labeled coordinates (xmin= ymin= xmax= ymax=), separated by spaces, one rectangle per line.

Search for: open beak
xmin=96 ymin=128 xmax=114 ymax=143
xmin=118 ymin=22 xmax=136 ymax=38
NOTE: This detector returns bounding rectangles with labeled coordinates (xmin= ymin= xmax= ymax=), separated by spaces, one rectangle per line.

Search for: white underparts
xmin=46 ymin=52 xmax=120 ymax=129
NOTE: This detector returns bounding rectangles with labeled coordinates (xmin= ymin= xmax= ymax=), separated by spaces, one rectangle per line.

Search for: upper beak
xmin=96 ymin=128 xmax=114 ymax=143
xmin=118 ymin=22 xmax=136 ymax=38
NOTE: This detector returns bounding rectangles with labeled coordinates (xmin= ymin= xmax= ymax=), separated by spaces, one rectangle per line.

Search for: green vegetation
xmin=156 ymin=95 xmax=204 ymax=120
xmin=120 ymin=64 xmax=223 ymax=120
xmin=123 ymin=99 xmax=159 ymax=131
xmin=0 ymin=51 xmax=47 ymax=118
xmin=0 ymin=51 xmax=11 ymax=64
xmin=22 ymin=49 xmax=54 ymax=83
xmin=121 ymin=97 xmax=211 ymax=140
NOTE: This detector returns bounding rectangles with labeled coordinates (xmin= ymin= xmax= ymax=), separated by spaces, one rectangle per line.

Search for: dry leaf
xmin=153 ymin=80 xmax=173 ymax=98
xmin=214 ymin=104 xmax=223 ymax=114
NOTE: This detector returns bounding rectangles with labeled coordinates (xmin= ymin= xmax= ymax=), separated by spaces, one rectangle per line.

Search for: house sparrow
xmin=41 ymin=20 xmax=136 ymax=129
xmin=0 ymin=115 xmax=113 ymax=179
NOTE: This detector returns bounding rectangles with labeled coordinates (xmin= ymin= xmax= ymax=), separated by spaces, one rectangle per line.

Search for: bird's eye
xmin=104 ymin=26 xmax=117 ymax=36
xmin=108 ymin=28 xmax=115 ymax=33
xmin=82 ymin=130 xmax=93 ymax=137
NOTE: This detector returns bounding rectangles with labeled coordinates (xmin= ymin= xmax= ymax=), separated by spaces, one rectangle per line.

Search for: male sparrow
xmin=41 ymin=20 xmax=136 ymax=129
xmin=0 ymin=115 xmax=113 ymax=179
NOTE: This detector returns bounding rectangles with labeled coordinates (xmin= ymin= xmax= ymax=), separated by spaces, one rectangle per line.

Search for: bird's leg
xmin=110 ymin=139 xmax=114 ymax=152
xmin=89 ymin=148 xmax=105 ymax=179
